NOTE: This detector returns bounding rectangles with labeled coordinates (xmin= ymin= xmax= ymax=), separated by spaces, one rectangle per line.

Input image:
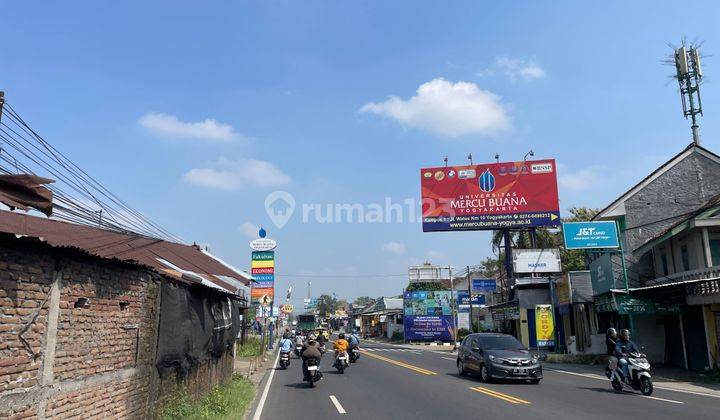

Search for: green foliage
xmin=457 ymin=328 xmax=471 ymax=340
xmin=236 ymin=336 xmax=262 ymax=358
xmin=405 ymin=282 xmax=448 ymax=292
xmin=390 ymin=331 xmax=404 ymax=343
xmin=316 ymin=294 xmax=339 ymax=317
xmin=159 ymin=375 xmax=255 ymax=420
xmin=353 ymin=296 xmax=374 ymax=307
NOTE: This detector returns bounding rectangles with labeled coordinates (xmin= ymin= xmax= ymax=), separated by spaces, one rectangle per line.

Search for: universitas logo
xmin=479 ymin=169 xmax=495 ymax=192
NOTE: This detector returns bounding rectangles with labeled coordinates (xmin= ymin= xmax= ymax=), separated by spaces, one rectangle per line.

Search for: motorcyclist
xmin=300 ymin=334 xmax=323 ymax=381
xmin=348 ymin=330 xmax=360 ymax=350
xmin=606 ymin=328 xmax=618 ymax=371
xmin=316 ymin=330 xmax=327 ymax=348
xmin=614 ymin=329 xmax=640 ymax=383
xmin=334 ymin=333 xmax=349 ymax=355
xmin=279 ymin=333 xmax=293 ymax=353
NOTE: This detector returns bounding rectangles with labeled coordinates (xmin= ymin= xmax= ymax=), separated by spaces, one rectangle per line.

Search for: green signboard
xmin=589 ymin=254 xmax=619 ymax=295
xmin=616 ymin=295 xmax=682 ymax=315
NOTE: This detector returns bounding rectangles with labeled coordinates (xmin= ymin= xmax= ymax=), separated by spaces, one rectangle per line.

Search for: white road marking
xmin=442 ymin=357 xmax=456 ymax=361
xmin=329 ymin=395 xmax=347 ymax=414
xmin=252 ymin=351 xmax=281 ymax=420
xmin=546 ymin=368 xmax=720 ymax=399
xmin=644 ymin=396 xmax=684 ymax=404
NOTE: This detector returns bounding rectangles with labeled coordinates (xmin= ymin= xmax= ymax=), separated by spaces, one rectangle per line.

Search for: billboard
xmin=472 ymin=278 xmax=497 ymax=292
xmin=456 ymin=291 xmax=486 ymax=309
xmin=589 ymin=253 xmax=623 ymax=295
xmin=421 ymin=159 xmax=560 ymax=232
xmin=403 ymin=291 xmax=454 ymax=341
xmin=408 ymin=264 xmax=450 ymax=283
xmin=562 ymin=221 xmax=620 ymax=249
xmin=513 ymin=248 xmax=562 ymax=273
xmin=251 ymin=251 xmax=275 ymax=304
xmin=535 ymin=304 xmax=555 ymax=347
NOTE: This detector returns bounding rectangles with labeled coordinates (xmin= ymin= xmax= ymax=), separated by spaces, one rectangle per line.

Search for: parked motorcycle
xmin=349 ymin=347 xmax=360 ymax=363
xmin=305 ymin=358 xmax=322 ymax=387
xmin=607 ymin=352 xmax=653 ymax=396
xmin=334 ymin=352 xmax=349 ymax=374
xmin=279 ymin=351 xmax=291 ymax=369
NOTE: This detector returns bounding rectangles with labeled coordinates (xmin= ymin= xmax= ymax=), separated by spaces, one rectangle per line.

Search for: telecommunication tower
xmin=674 ymin=45 xmax=703 ymax=144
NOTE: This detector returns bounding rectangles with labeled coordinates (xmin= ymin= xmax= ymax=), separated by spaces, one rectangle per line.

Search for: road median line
xmin=362 ymin=350 xmax=437 ymax=375
xmin=470 ymin=386 xmax=531 ymax=405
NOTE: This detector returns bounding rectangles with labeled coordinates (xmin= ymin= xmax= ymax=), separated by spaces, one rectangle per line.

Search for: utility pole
xmin=503 ymin=230 xmax=514 ymax=287
xmin=0 ymin=92 xmax=5 ymax=122
xmin=467 ymin=266 xmax=473 ymax=333
xmin=448 ymin=266 xmax=457 ymax=345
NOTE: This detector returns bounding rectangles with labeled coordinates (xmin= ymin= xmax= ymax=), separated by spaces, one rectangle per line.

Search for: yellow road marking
xmin=470 ymin=387 xmax=531 ymax=405
xmin=362 ymin=350 xmax=437 ymax=375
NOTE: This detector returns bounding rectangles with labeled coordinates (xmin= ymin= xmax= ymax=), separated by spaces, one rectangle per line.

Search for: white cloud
xmin=381 ymin=241 xmax=407 ymax=255
xmin=239 ymin=221 xmax=260 ymax=238
xmin=495 ymin=57 xmax=546 ymax=82
xmin=558 ymin=164 xmax=605 ymax=192
xmin=139 ymin=113 xmax=246 ymax=142
xmin=360 ymin=78 xmax=510 ymax=138
xmin=184 ymin=157 xmax=291 ymax=191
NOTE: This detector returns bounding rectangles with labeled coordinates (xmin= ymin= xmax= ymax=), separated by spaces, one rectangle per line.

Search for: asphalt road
xmin=252 ymin=339 xmax=720 ymax=420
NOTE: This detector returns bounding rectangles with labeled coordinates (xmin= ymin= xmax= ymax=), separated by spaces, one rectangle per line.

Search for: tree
xmin=316 ymin=294 xmax=338 ymax=317
xmin=405 ymin=282 xmax=448 ymax=292
xmin=352 ymin=296 xmax=373 ymax=307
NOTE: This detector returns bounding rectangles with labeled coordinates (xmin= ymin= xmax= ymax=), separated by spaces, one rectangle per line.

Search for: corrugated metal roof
xmin=0 ymin=210 xmax=251 ymax=298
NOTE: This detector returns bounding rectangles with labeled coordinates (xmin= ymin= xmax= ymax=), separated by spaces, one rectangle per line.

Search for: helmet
xmin=607 ymin=328 xmax=617 ymax=338
xmin=619 ymin=329 xmax=630 ymax=340
xmin=308 ymin=334 xmax=317 ymax=341
xmin=339 ymin=333 xmax=345 ymax=339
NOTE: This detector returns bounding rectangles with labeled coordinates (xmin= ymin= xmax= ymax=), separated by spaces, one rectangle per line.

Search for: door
xmin=715 ymin=312 xmax=720 ymax=369
xmin=682 ymin=306 xmax=710 ymax=371
xmin=663 ymin=315 xmax=684 ymax=368
xmin=467 ymin=336 xmax=482 ymax=372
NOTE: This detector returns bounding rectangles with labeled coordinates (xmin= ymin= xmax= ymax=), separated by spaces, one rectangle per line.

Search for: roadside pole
xmin=466 ymin=266 xmax=473 ymax=333
xmin=448 ymin=266 xmax=458 ymax=346
xmin=617 ymin=221 xmax=635 ymax=335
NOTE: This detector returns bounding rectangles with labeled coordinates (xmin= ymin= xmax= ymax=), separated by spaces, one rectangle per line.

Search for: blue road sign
xmin=472 ymin=279 xmax=496 ymax=292
xmin=562 ymin=221 xmax=620 ymax=250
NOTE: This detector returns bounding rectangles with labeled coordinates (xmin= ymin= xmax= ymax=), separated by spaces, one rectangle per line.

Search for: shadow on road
xmin=284 ymin=382 xmax=313 ymax=389
xmin=578 ymin=387 xmax=634 ymax=396
xmin=444 ymin=372 xmax=542 ymax=386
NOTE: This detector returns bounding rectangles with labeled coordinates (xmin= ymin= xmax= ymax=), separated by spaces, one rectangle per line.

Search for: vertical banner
xmin=251 ymin=251 xmax=275 ymax=304
xmin=535 ymin=304 xmax=555 ymax=347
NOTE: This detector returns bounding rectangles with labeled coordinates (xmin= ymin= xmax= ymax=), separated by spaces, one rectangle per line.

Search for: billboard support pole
xmin=449 ymin=266 xmax=457 ymax=345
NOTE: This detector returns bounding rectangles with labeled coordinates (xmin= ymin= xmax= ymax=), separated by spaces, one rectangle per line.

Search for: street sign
xmin=456 ymin=291 xmax=486 ymax=309
xmin=280 ymin=304 xmax=294 ymax=313
xmin=260 ymin=295 xmax=271 ymax=307
xmin=472 ymin=279 xmax=496 ymax=292
xmin=562 ymin=221 xmax=620 ymax=249
xmin=250 ymin=238 xmax=277 ymax=251
xmin=513 ymin=248 xmax=562 ymax=273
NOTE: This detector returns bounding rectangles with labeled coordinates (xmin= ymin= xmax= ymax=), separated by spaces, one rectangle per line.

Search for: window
xmin=681 ymin=244 xmax=690 ymax=271
xmin=661 ymin=253 xmax=669 ymax=276
xmin=710 ymin=239 xmax=720 ymax=267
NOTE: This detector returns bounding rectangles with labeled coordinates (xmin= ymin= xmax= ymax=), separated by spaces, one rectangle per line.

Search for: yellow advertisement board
xmin=535 ymin=304 xmax=555 ymax=347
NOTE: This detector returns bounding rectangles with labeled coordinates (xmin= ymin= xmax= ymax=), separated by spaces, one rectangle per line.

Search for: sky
xmin=2 ymin=1 xmax=720 ymax=305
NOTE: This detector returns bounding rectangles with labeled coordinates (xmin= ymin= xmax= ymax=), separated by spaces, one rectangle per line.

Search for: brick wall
xmin=0 ymin=236 xmax=238 ymax=419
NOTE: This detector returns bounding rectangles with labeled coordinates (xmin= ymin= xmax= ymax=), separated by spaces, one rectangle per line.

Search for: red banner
xmin=421 ymin=159 xmax=560 ymax=231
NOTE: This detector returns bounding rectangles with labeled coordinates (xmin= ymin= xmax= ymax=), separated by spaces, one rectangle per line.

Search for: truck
xmin=296 ymin=314 xmax=317 ymax=332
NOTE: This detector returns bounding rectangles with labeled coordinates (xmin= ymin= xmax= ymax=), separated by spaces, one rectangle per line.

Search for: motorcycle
xmin=294 ymin=343 xmax=304 ymax=357
xmin=349 ymin=347 xmax=360 ymax=363
xmin=279 ymin=351 xmax=291 ymax=369
xmin=334 ymin=352 xmax=349 ymax=374
xmin=305 ymin=358 xmax=322 ymax=387
xmin=607 ymin=352 xmax=653 ymax=396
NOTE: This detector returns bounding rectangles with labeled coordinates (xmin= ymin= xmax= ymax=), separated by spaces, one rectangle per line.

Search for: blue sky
xmin=2 ymin=1 xmax=720 ymax=303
